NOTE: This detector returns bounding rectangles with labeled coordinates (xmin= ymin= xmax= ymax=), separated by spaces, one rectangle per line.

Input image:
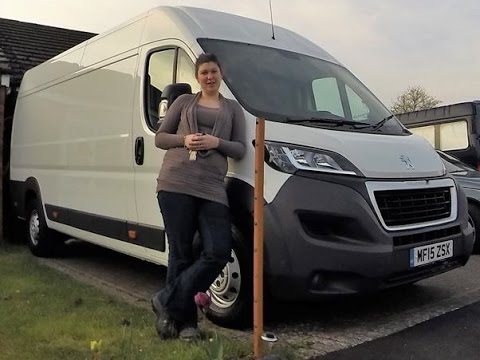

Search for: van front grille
xmin=393 ymin=225 xmax=461 ymax=247
xmin=375 ymin=187 xmax=451 ymax=227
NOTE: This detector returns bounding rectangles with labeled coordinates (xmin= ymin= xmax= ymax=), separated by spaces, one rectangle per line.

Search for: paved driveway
xmin=37 ymin=240 xmax=480 ymax=359
xmin=316 ymin=299 xmax=480 ymax=359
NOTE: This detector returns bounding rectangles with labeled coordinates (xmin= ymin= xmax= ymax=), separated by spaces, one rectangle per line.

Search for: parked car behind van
xmin=9 ymin=6 xmax=474 ymax=327
xmin=437 ymin=150 xmax=480 ymax=252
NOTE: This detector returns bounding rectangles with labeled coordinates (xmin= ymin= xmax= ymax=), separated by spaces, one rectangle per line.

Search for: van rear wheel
xmin=205 ymin=226 xmax=252 ymax=329
xmin=26 ymin=198 xmax=58 ymax=257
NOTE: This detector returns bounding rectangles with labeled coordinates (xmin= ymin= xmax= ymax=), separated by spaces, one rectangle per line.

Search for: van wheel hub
xmin=29 ymin=210 xmax=40 ymax=246
xmin=209 ymin=249 xmax=241 ymax=309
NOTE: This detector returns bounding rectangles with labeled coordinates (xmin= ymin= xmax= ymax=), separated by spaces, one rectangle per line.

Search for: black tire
xmin=205 ymin=226 xmax=253 ymax=328
xmin=5 ymin=194 xmax=27 ymax=244
xmin=468 ymin=203 xmax=480 ymax=253
xmin=8 ymin=217 xmax=28 ymax=244
xmin=26 ymin=197 xmax=58 ymax=257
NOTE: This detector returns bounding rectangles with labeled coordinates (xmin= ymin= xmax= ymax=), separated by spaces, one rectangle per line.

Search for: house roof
xmin=0 ymin=17 xmax=96 ymax=88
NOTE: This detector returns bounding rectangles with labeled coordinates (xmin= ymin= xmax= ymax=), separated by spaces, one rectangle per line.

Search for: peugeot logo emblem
xmin=400 ymin=155 xmax=415 ymax=170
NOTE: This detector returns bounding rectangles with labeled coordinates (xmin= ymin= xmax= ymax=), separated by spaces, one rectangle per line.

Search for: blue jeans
xmin=156 ymin=191 xmax=232 ymax=326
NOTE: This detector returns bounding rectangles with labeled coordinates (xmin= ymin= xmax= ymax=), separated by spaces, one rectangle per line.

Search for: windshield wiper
xmin=285 ymin=116 xmax=370 ymax=129
xmin=368 ymin=114 xmax=397 ymax=131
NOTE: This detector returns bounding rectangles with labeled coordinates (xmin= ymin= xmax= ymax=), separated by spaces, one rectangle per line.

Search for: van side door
xmin=132 ymin=42 xmax=199 ymax=264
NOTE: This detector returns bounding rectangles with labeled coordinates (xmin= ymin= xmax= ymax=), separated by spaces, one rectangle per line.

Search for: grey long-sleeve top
xmin=155 ymin=93 xmax=246 ymax=206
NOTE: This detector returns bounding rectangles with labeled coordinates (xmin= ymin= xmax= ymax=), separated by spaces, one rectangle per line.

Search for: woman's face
xmin=196 ymin=62 xmax=222 ymax=95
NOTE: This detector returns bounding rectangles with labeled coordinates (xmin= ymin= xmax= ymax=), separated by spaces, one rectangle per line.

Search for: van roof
xmin=159 ymin=6 xmax=339 ymax=63
xmin=19 ymin=6 xmax=340 ymax=95
xmin=396 ymin=101 xmax=480 ymax=126
xmin=86 ymin=6 xmax=339 ymax=63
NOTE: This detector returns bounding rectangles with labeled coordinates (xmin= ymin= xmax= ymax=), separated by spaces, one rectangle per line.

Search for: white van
xmin=10 ymin=6 xmax=474 ymax=327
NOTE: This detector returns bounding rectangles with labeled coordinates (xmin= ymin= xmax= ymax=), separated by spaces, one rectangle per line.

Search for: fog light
xmin=311 ymin=272 xmax=327 ymax=291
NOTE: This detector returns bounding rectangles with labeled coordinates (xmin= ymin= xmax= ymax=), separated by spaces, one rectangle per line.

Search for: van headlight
xmin=264 ymin=141 xmax=363 ymax=176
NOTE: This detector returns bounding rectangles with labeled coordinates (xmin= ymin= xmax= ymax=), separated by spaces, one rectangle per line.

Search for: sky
xmin=2 ymin=0 xmax=479 ymax=107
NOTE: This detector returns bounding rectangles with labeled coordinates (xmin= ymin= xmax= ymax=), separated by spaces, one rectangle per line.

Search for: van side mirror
xmin=158 ymin=83 xmax=192 ymax=119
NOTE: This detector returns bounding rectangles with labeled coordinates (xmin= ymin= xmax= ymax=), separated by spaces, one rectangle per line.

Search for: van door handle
xmin=135 ymin=137 xmax=144 ymax=165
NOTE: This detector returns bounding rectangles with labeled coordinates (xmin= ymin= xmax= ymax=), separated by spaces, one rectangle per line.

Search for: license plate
xmin=409 ymin=240 xmax=453 ymax=267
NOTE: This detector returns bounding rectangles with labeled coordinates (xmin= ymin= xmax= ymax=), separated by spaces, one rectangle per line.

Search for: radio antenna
xmin=269 ymin=0 xmax=276 ymax=40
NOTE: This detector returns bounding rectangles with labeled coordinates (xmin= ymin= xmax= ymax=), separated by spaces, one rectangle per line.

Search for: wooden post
xmin=0 ymin=86 xmax=5 ymax=243
xmin=253 ymin=117 xmax=265 ymax=359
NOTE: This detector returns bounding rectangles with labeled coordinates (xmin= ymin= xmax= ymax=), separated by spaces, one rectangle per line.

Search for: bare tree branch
xmin=391 ymin=86 xmax=441 ymax=114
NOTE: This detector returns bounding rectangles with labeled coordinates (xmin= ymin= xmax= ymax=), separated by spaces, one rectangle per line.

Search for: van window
xmin=312 ymin=78 xmax=344 ymax=117
xmin=346 ymin=85 xmax=370 ymax=121
xmin=410 ymin=126 xmax=435 ymax=146
xmin=410 ymin=120 xmax=468 ymax=151
xmin=146 ymin=49 xmax=176 ymax=130
xmin=439 ymin=120 xmax=468 ymax=151
xmin=177 ymin=49 xmax=200 ymax=93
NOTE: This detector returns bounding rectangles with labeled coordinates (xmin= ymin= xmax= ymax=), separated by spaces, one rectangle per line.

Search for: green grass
xmin=0 ymin=245 xmax=265 ymax=360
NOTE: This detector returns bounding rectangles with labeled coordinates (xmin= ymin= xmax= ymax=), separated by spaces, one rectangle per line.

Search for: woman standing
xmin=152 ymin=53 xmax=246 ymax=340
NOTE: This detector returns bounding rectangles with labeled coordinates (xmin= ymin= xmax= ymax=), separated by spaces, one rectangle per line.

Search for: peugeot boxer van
xmin=10 ymin=6 xmax=474 ymax=327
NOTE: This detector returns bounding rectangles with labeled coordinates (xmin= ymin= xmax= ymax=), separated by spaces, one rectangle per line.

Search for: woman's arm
xmin=155 ymin=95 xmax=190 ymax=149
xmin=217 ymin=102 xmax=246 ymax=160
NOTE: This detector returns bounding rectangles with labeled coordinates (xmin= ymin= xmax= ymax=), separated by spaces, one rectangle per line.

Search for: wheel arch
xmin=467 ymin=198 xmax=480 ymax=253
xmin=24 ymin=177 xmax=44 ymax=213
xmin=226 ymin=177 xmax=254 ymax=242
xmin=467 ymin=197 xmax=480 ymax=209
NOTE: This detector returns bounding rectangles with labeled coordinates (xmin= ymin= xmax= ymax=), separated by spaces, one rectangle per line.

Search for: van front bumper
xmin=263 ymin=173 xmax=474 ymax=301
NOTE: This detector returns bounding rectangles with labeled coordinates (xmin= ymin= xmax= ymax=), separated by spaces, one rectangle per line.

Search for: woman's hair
xmin=195 ymin=53 xmax=222 ymax=77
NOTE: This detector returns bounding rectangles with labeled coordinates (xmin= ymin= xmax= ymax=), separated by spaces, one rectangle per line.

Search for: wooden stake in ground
xmin=253 ymin=117 xmax=265 ymax=359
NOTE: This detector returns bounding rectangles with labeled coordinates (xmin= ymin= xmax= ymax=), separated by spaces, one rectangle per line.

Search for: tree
xmin=391 ymin=86 xmax=441 ymax=114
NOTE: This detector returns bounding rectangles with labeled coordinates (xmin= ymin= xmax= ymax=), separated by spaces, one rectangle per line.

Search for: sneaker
xmin=178 ymin=326 xmax=201 ymax=341
xmin=194 ymin=292 xmax=212 ymax=311
xmin=151 ymin=295 xmax=178 ymax=339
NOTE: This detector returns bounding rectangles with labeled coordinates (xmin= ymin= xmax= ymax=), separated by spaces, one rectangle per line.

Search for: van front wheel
xmin=205 ymin=226 xmax=252 ymax=328
xmin=468 ymin=203 xmax=480 ymax=253
xmin=27 ymin=198 xmax=57 ymax=257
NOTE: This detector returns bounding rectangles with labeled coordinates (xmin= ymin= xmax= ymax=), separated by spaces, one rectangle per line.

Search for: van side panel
xmin=20 ymin=45 xmax=85 ymax=94
xmin=82 ymin=19 xmax=145 ymax=67
xmin=11 ymin=54 xmax=138 ymax=228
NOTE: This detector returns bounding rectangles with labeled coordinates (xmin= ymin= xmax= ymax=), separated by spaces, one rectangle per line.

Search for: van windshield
xmin=198 ymin=38 xmax=407 ymax=135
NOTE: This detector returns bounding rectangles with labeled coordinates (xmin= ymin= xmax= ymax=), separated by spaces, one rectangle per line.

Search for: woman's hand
xmin=184 ymin=133 xmax=219 ymax=151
